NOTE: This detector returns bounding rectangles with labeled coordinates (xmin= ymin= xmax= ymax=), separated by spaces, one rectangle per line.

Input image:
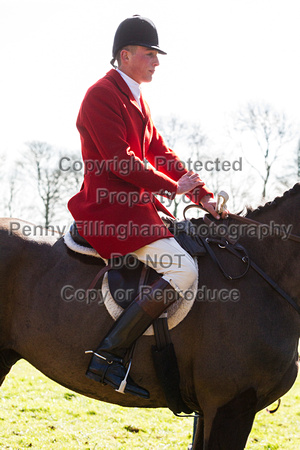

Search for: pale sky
xmin=1 ymin=0 xmax=300 ymax=159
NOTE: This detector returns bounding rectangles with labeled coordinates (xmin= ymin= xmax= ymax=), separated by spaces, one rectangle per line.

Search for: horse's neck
xmin=246 ymin=205 xmax=292 ymax=252
xmin=249 ymin=188 xmax=300 ymax=238
xmin=244 ymin=203 xmax=300 ymax=304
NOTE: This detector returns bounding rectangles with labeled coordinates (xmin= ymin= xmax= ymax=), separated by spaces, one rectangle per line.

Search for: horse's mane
xmin=246 ymin=183 xmax=300 ymax=218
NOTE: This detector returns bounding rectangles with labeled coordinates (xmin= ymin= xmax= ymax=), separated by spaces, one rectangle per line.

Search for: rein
xmin=183 ymin=205 xmax=300 ymax=316
xmin=228 ymin=213 xmax=300 ymax=243
xmin=183 ymin=204 xmax=300 ymax=243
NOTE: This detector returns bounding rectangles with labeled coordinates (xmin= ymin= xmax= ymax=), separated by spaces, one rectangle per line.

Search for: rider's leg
xmin=86 ymin=238 xmax=198 ymax=398
xmin=133 ymin=237 xmax=198 ymax=294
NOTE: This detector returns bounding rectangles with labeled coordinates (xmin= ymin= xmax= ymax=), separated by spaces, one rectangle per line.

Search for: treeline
xmin=0 ymin=102 xmax=298 ymax=228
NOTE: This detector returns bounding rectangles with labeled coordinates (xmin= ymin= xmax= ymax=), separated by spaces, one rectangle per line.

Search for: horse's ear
xmin=237 ymin=208 xmax=247 ymax=216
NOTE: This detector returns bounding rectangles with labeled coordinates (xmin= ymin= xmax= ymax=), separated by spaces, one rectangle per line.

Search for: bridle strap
xmin=248 ymin=259 xmax=300 ymax=315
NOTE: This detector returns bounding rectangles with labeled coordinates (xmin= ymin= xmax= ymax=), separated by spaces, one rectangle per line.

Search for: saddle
xmin=70 ymin=219 xmax=206 ymax=308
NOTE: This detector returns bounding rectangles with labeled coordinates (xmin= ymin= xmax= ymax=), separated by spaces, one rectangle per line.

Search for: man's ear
xmin=120 ymin=49 xmax=130 ymax=63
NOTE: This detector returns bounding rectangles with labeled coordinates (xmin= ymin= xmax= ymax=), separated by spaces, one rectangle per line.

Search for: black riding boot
xmin=86 ymin=277 xmax=179 ymax=398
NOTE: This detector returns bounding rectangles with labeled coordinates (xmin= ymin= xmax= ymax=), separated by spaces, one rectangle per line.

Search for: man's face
xmin=122 ymin=46 xmax=160 ymax=84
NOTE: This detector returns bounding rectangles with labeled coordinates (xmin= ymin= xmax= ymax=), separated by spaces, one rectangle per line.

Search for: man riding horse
xmin=68 ymin=15 xmax=223 ymax=400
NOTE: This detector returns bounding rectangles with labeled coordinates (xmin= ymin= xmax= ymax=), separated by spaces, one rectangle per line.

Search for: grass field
xmin=0 ymin=360 xmax=299 ymax=449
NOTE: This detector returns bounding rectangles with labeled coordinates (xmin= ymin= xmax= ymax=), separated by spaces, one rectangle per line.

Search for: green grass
xmin=0 ymin=360 xmax=299 ymax=449
xmin=246 ymin=379 xmax=300 ymax=450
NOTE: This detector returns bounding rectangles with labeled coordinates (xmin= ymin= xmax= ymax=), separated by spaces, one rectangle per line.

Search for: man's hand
xmin=177 ymin=171 xmax=204 ymax=195
xmin=200 ymin=194 xmax=228 ymax=219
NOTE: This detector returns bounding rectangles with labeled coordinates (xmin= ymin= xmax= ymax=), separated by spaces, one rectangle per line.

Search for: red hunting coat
xmin=68 ymin=69 xmax=213 ymax=259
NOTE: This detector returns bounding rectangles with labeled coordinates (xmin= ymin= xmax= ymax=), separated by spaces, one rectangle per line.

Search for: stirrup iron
xmin=85 ymin=350 xmax=113 ymax=363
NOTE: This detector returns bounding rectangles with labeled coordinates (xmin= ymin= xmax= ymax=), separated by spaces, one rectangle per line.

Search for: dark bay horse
xmin=0 ymin=184 xmax=299 ymax=449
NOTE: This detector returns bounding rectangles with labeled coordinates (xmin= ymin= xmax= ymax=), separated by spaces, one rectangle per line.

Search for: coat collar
xmin=105 ymin=69 xmax=150 ymax=119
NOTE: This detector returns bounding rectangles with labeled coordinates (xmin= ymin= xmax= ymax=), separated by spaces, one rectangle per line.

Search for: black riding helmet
xmin=111 ymin=15 xmax=167 ymax=66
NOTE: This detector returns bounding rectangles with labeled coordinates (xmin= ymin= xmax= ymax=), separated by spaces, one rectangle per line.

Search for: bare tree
xmin=5 ymin=174 xmax=17 ymax=217
xmin=0 ymin=158 xmax=25 ymax=218
xmin=233 ymin=103 xmax=296 ymax=199
xmin=0 ymin=153 xmax=6 ymax=215
xmin=186 ymin=124 xmax=244 ymax=209
xmin=187 ymin=122 xmax=208 ymax=161
xmin=155 ymin=115 xmax=189 ymax=149
xmin=21 ymin=141 xmax=81 ymax=228
xmin=298 ymin=139 xmax=300 ymax=180
xmin=155 ymin=116 xmax=190 ymax=217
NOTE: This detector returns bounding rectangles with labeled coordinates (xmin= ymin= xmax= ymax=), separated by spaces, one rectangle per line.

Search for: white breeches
xmin=132 ymin=237 xmax=198 ymax=296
